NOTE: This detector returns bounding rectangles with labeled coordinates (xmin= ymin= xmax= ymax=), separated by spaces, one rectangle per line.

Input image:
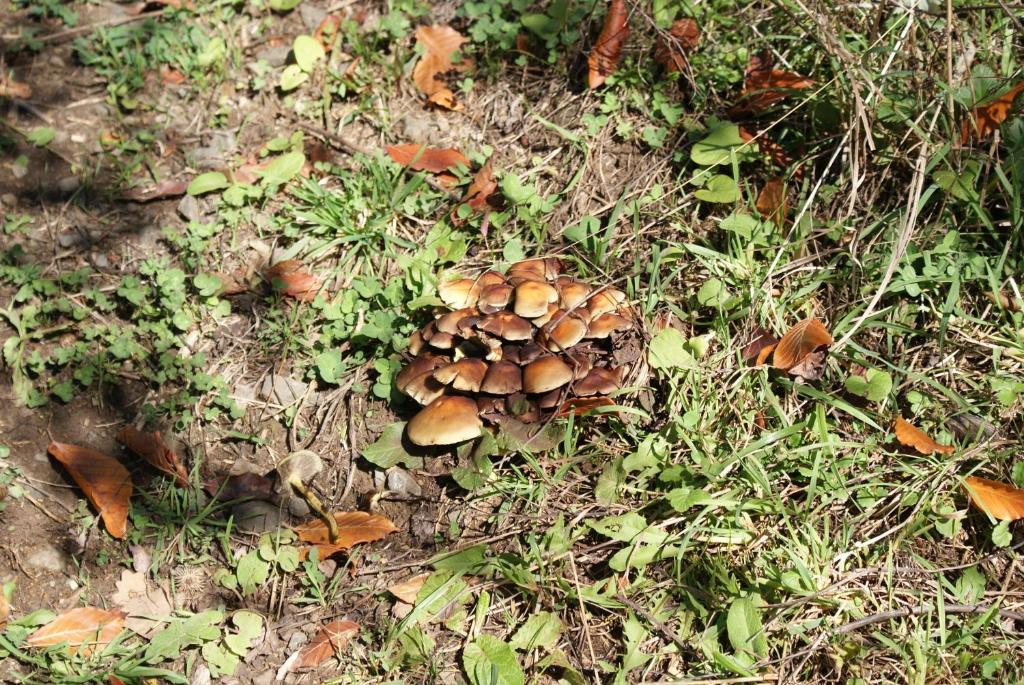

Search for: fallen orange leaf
xmin=964 ymin=476 xmax=1024 ymax=521
xmin=556 ymin=396 xmax=616 ymax=417
xmin=756 ymin=178 xmax=787 ymax=227
xmin=893 ymin=417 xmax=954 ymax=456
xmin=385 ymin=144 xmax=469 ymax=174
xmin=588 ymin=0 xmax=629 ymax=88
xmin=297 ymin=619 xmax=359 ymax=669
xmin=731 ymin=52 xmax=812 ymax=115
xmin=117 ymin=426 xmax=189 ymax=487
xmin=961 ymin=81 xmax=1024 ymax=144
xmin=48 ymin=442 xmax=132 ymax=539
xmin=388 ymin=573 xmax=430 ymax=604
xmin=464 ymin=157 xmax=498 ymax=212
xmin=314 ymin=15 xmax=342 ymax=51
xmin=265 ymin=260 xmax=321 ymax=302
xmin=295 ymin=511 xmax=397 ymax=558
xmin=27 ymin=607 xmax=126 ymax=656
xmin=741 ymin=327 xmax=778 ymax=365
xmin=0 ymin=75 xmax=31 ymax=99
xmin=654 ymin=19 xmax=699 ymax=74
xmin=412 ymin=25 xmax=467 ymax=111
xmin=739 ymin=126 xmax=802 ymax=176
xmin=160 ymin=66 xmax=187 ymax=86
xmin=771 ymin=318 xmax=832 ymax=379
xmin=0 ymin=590 xmax=8 ymax=631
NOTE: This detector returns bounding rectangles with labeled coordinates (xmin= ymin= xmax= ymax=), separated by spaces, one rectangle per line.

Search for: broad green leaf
xmin=279 ymin=64 xmax=309 ymax=91
xmin=316 ymin=350 xmax=344 ymax=384
xmin=27 ymin=127 xmax=55 ymax=147
xmin=236 ymin=550 xmax=270 ymax=595
xmin=187 ymin=172 xmax=229 ymax=196
xmin=933 ymin=160 xmax=979 ymax=202
xmin=726 ymin=594 xmax=768 ymax=659
xmin=197 ymin=38 xmax=226 ymax=68
xmin=844 ymin=369 xmax=892 ymax=403
xmin=269 ymin=0 xmax=302 ymax=9
xmin=202 ymin=642 xmax=238 ymax=678
xmin=260 ymin=151 xmax=305 ymax=188
xmin=362 ymin=421 xmax=422 ymax=469
xmin=224 ymin=611 xmax=263 ymax=656
xmin=690 ymin=123 xmax=754 ymax=166
xmin=695 ymin=175 xmax=739 ymax=203
xmin=510 ymin=612 xmax=562 ymax=652
xmin=293 ymin=35 xmax=325 ymax=73
xmin=697 ymin=278 xmax=730 ymax=307
xmin=144 ymin=610 xmax=223 ymax=663
xmin=464 ymin=634 xmax=525 ymax=685
xmin=648 ymin=327 xmax=696 ymax=370
xmin=194 ymin=273 xmax=223 ymax=297
xmin=594 ymin=456 xmax=624 ymax=505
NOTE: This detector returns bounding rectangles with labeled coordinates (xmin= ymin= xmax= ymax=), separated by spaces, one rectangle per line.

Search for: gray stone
xmin=57 ymin=230 xmax=86 ymax=248
xmin=1 ymin=193 xmax=16 ymax=207
xmin=177 ymin=195 xmax=201 ymax=222
xmin=57 ymin=176 xmax=79 ymax=194
xmin=252 ymin=670 xmax=275 ymax=685
xmin=25 ymin=544 xmax=68 ymax=573
xmin=190 ymin=664 xmax=211 ymax=685
xmin=90 ymin=252 xmax=110 ymax=269
xmin=286 ymin=630 xmax=307 ymax=652
xmin=136 ymin=224 xmax=165 ymax=250
xmin=256 ymin=46 xmax=291 ymax=68
xmin=232 ymin=501 xmax=284 ymax=534
xmin=387 ymin=467 xmax=422 ymax=497
xmin=298 ymin=3 xmax=327 ymax=31
xmin=260 ymin=374 xmax=319 ymax=408
xmin=396 ymin=112 xmax=435 ymax=142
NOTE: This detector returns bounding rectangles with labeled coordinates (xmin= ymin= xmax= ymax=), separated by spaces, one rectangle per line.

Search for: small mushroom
xmin=396 ymin=355 xmax=446 ymax=405
xmin=408 ymin=330 xmax=425 ymax=355
xmin=586 ymin=289 xmax=627 ymax=318
xmin=481 ymin=360 xmax=523 ymax=395
xmin=433 ymin=358 xmax=489 ymax=392
xmin=574 ymin=367 xmax=621 ymax=396
xmin=276 ymin=451 xmax=337 ymax=543
xmin=436 ymin=307 xmax=478 ymax=335
xmin=478 ymin=311 xmax=534 ymax=341
xmin=516 ymin=341 xmax=546 ymax=365
xmin=407 ymin=396 xmax=484 ymax=446
xmin=477 ymin=283 xmax=515 ymax=313
xmin=513 ymin=281 xmax=559 ymax=318
xmin=507 ymin=258 xmax=547 ymax=282
xmin=531 ymin=302 xmax=560 ymax=327
xmin=428 ymin=331 xmax=456 ymax=350
xmin=556 ymin=277 xmax=593 ymax=311
xmin=586 ymin=312 xmax=633 ymax=339
xmin=438 ymin=277 xmax=477 ymax=309
xmin=541 ymin=311 xmax=588 ymax=351
xmin=523 ymin=356 xmax=573 ymax=393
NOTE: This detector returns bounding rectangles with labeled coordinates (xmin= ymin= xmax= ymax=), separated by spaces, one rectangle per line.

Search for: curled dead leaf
xmin=295 ymin=511 xmax=397 ymax=558
xmin=556 ymin=396 xmax=616 ymax=417
xmin=654 ymin=19 xmax=699 ymax=74
xmin=961 ymin=81 xmax=1024 ymax=144
xmin=117 ymin=426 xmax=189 ymax=487
xmin=48 ymin=442 xmax=132 ymax=539
xmin=771 ymin=318 xmax=832 ymax=379
xmin=295 ymin=619 xmax=359 ymax=670
xmin=314 ymin=15 xmax=342 ymax=51
xmin=742 ymin=327 xmax=778 ymax=365
xmin=121 ymin=179 xmax=189 ymax=203
xmin=27 ymin=607 xmax=126 ymax=655
xmin=412 ymin=25 xmax=467 ymax=111
xmin=385 ymin=144 xmax=469 ymax=174
xmin=588 ymin=0 xmax=629 ymax=89
xmin=893 ymin=417 xmax=954 ymax=456
xmin=964 ymin=476 xmax=1024 ymax=521
xmin=265 ymin=260 xmax=321 ymax=302
xmin=388 ymin=573 xmax=430 ymax=604
xmin=464 ymin=157 xmax=499 ymax=213
xmin=160 ymin=66 xmax=187 ymax=86
xmin=730 ymin=52 xmax=813 ymax=115
xmin=0 ymin=75 xmax=32 ymax=99
xmin=755 ymin=178 xmax=787 ymax=227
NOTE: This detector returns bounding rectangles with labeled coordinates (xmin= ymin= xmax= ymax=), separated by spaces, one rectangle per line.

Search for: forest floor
xmin=1 ymin=0 xmax=1023 ymax=682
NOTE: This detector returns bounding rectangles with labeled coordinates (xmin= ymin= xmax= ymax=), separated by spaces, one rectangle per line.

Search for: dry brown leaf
xmin=654 ymin=19 xmax=699 ymax=74
xmin=314 ymin=15 xmax=342 ymax=51
xmin=0 ymin=589 xmax=9 ymax=631
xmin=961 ymin=81 xmax=1024 ymax=144
xmin=738 ymin=126 xmax=802 ymax=177
xmin=388 ymin=573 xmax=430 ymax=604
xmin=121 ymin=179 xmax=189 ymax=203
xmin=771 ymin=318 xmax=832 ymax=376
xmin=588 ymin=0 xmax=629 ymax=89
xmin=295 ymin=511 xmax=397 ymax=557
xmin=412 ymin=25 xmax=467 ymax=110
xmin=464 ymin=157 xmax=498 ymax=212
xmin=742 ymin=327 xmax=778 ymax=365
xmin=117 ymin=426 xmax=189 ymax=487
xmin=111 ymin=570 xmax=173 ymax=638
xmin=964 ymin=476 xmax=1024 ymax=521
xmin=0 ymin=75 xmax=32 ymax=99
xmin=555 ymin=396 xmax=617 ymax=417
xmin=160 ymin=66 xmax=187 ymax=86
xmin=385 ymin=145 xmax=470 ymax=174
xmin=48 ymin=442 xmax=132 ymax=539
xmin=730 ymin=52 xmax=812 ymax=115
xmin=893 ymin=417 xmax=955 ymax=456
xmin=297 ymin=619 xmax=359 ymax=669
xmin=27 ymin=607 xmax=126 ymax=655
xmin=755 ymin=178 xmax=787 ymax=227
xmin=265 ymin=260 xmax=321 ymax=302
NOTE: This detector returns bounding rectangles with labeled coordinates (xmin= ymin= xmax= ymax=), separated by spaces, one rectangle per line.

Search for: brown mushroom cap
xmin=428 ymin=331 xmax=456 ymax=349
xmin=513 ymin=281 xmax=559 ymax=318
xmin=516 ymin=341 xmax=545 ymax=365
xmin=508 ymin=259 xmax=547 ymax=281
xmin=586 ymin=312 xmax=633 ymax=339
xmin=541 ymin=311 xmax=588 ymax=351
xmin=531 ymin=302 xmax=560 ymax=327
xmin=438 ymin=277 xmax=477 ymax=309
xmin=523 ymin=356 xmax=574 ymax=393
xmin=433 ymin=358 xmax=488 ymax=392
xmin=436 ymin=307 xmax=479 ymax=335
xmin=556 ymin=278 xmax=593 ymax=311
xmin=566 ymin=350 xmax=594 ymax=379
xmin=480 ymin=360 xmax=523 ymax=395
xmin=477 ymin=283 xmax=515 ymax=314
xmin=473 ymin=270 xmax=506 ymax=291
xmin=573 ymin=367 xmax=621 ymax=396
xmin=478 ymin=311 xmax=534 ymax=341
xmin=408 ymin=330 xmax=425 ymax=355
xmin=535 ymin=388 xmax=563 ymax=409
xmin=586 ymin=289 xmax=627 ymax=318
xmin=407 ymin=396 xmax=483 ymax=446
xmin=396 ymin=356 xmax=446 ymax=405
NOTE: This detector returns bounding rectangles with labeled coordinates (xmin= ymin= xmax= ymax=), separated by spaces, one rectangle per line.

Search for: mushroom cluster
xmin=397 ymin=258 xmax=637 ymax=446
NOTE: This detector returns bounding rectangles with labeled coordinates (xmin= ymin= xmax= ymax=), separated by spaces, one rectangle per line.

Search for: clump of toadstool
xmin=397 ymin=258 xmax=641 ymax=446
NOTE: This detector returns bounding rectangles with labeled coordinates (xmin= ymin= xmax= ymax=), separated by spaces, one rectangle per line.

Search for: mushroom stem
xmin=288 ymin=477 xmax=339 ymax=543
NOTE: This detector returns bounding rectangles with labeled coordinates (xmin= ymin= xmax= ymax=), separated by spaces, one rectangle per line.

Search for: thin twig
xmin=32 ymin=9 xmax=165 ymax=45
